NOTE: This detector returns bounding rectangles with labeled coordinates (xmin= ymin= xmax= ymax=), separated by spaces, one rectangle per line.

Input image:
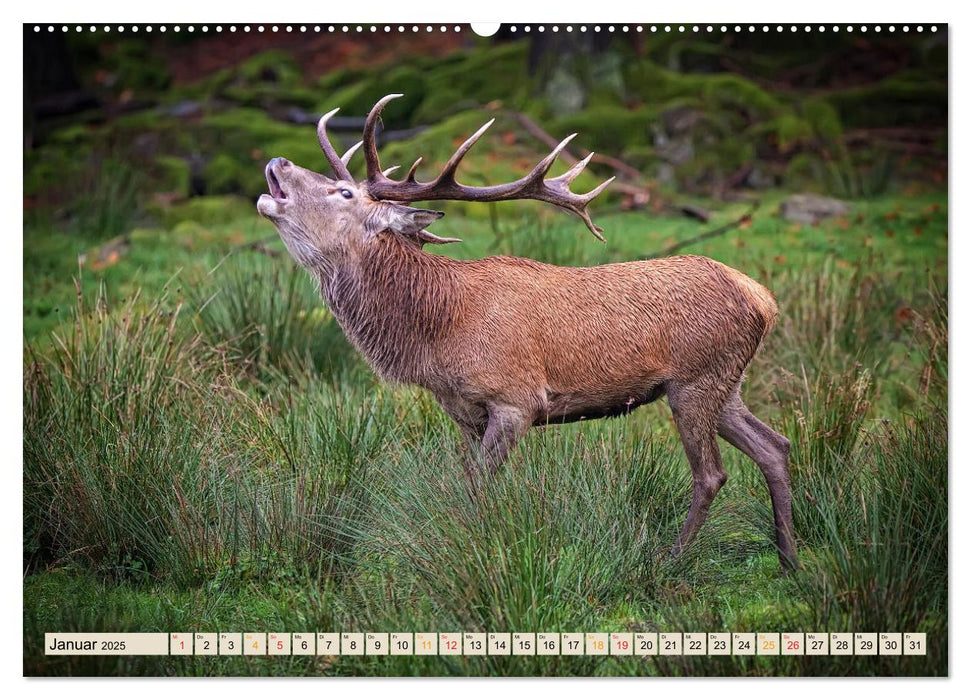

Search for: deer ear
xmin=385 ymin=204 xmax=445 ymax=236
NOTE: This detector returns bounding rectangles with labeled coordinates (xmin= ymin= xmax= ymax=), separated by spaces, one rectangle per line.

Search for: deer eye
xmin=340 ymin=188 xmax=353 ymax=199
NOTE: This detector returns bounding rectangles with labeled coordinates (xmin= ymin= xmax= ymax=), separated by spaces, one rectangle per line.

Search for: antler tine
xmin=576 ymin=210 xmax=606 ymax=241
xmin=582 ymin=176 xmax=616 ymax=204
xmin=363 ymin=93 xmax=404 ymax=181
xmin=404 ymin=157 xmax=423 ymax=183
xmin=436 ymin=119 xmax=495 ymax=184
xmin=523 ymin=133 xmax=577 ymax=184
xmin=318 ymin=108 xmax=354 ymax=181
xmin=550 ymin=152 xmax=595 ymax=186
xmin=341 ymin=140 xmax=363 ymax=167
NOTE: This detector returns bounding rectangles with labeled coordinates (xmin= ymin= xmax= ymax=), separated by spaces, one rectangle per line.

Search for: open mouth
xmin=265 ymin=163 xmax=287 ymax=201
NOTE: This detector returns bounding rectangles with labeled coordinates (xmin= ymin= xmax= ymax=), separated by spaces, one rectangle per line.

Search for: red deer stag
xmin=257 ymin=94 xmax=799 ymax=570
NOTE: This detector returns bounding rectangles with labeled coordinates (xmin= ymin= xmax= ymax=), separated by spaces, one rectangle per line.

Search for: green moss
xmin=320 ymin=80 xmax=375 ymax=115
xmin=664 ymin=40 xmax=733 ymax=73
xmin=676 ymin=138 xmax=756 ymax=182
xmin=106 ymin=111 xmax=193 ymax=153
xmin=420 ymin=41 xmax=533 ymax=112
xmin=317 ymin=66 xmax=427 ymax=125
xmin=47 ymin=124 xmax=95 ymax=145
xmin=175 ymin=67 xmax=235 ymax=102
xmin=802 ymin=97 xmax=843 ymax=143
xmin=206 ymin=51 xmax=321 ymax=108
xmin=753 ymin=111 xmax=814 ymax=153
xmin=204 ymin=153 xmax=264 ymax=197
xmin=153 ymin=156 xmax=191 ymax=197
xmin=24 ymin=146 xmax=88 ymax=197
xmin=413 ymin=87 xmax=467 ymax=123
xmin=625 ymin=61 xmax=783 ymax=119
xmin=551 ymin=106 xmax=654 ymax=156
xmin=106 ymin=40 xmax=172 ymax=93
xmin=147 ymin=195 xmax=256 ymax=230
xmin=316 ymin=67 xmax=369 ymax=93
xmin=199 ymin=109 xmax=322 ymax=179
xmin=827 ymin=78 xmax=947 ymax=129
xmin=784 ymin=153 xmax=822 ymax=190
xmin=237 ymin=50 xmax=304 ymax=89
xmin=223 ymin=84 xmax=319 ymax=109
xmin=700 ymin=73 xmax=783 ymax=117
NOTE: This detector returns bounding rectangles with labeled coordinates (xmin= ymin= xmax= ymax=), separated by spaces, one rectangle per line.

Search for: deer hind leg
xmin=717 ymin=391 xmax=799 ymax=571
xmin=667 ymin=380 xmax=732 ymax=557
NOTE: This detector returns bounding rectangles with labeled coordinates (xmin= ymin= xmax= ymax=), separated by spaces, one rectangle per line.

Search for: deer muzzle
xmin=257 ymin=157 xmax=291 ymax=218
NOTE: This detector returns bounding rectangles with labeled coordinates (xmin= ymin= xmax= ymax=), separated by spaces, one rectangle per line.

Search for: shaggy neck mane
xmin=317 ymin=231 xmax=464 ymax=383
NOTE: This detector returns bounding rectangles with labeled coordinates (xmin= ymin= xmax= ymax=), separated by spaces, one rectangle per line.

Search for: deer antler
xmin=360 ymin=94 xmax=615 ymax=240
xmin=317 ymin=108 xmax=362 ymax=181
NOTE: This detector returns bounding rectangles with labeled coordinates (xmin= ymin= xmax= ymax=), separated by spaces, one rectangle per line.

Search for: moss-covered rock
xmin=316 ymin=67 xmax=370 ymax=94
xmin=103 ymin=40 xmax=172 ymax=93
xmin=314 ymin=65 xmax=428 ymax=125
xmin=827 ymin=77 xmax=946 ymax=129
xmin=238 ymin=50 xmax=304 ymax=89
xmin=420 ymin=42 xmax=534 ymax=112
xmin=802 ymin=97 xmax=843 ymax=143
xmin=551 ymin=105 xmax=655 ymax=156
xmin=203 ymin=153 xmax=266 ymax=198
xmin=625 ymin=61 xmax=783 ymax=121
xmin=753 ymin=111 xmax=815 ymax=153
xmin=201 ymin=109 xmax=324 ymax=161
xmin=207 ymin=50 xmax=321 ymax=109
xmin=413 ymin=87 xmax=468 ymax=123
xmin=153 ymin=156 xmax=192 ymax=198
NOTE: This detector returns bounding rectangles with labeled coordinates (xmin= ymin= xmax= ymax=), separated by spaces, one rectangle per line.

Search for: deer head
xmin=257 ymin=93 xmax=615 ymax=268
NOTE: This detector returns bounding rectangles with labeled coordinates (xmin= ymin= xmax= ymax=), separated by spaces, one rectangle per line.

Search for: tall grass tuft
xmin=24 ymin=283 xmax=224 ymax=581
xmin=768 ymin=261 xmax=905 ymax=378
xmin=787 ymin=408 xmax=948 ymax=675
xmin=186 ymin=254 xmax=364 ymax=382
xmin=24 ymin=283 xmax=387 ymax=588
xmin=216 ymin=378 xmax=397 ymax=585
xmin=769 ymin=365 xmax=874 ymax=548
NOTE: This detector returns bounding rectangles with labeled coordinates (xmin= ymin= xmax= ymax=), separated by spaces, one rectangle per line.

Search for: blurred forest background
xmin=24 ymin=25 xmax=947 ymax=676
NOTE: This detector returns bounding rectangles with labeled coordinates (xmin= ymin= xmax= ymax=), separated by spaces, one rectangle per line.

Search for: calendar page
xmin=22 ymin=18 xmax=947 ymax=678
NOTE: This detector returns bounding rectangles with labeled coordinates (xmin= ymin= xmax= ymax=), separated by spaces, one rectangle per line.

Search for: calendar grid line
xmin=44 ymin=632 xmax=927 ymax=657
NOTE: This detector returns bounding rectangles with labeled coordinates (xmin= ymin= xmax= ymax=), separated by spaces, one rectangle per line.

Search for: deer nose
xmin=269 ymin=157 xmax=291 ymax=171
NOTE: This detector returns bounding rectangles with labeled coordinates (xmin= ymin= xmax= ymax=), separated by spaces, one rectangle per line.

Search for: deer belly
xmin=536 ymin=382 xmax=667 ymax=425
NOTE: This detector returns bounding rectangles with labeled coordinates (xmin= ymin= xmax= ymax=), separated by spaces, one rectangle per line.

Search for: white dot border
xmin=32 ymin=23 xmax=942 ymax=35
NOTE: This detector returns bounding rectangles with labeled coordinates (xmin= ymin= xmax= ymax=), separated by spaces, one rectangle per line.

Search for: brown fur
xmin=257 ymin=155 xmax=799 ymax=570
xmin=324 ymin=233 xmax=768 ymax=421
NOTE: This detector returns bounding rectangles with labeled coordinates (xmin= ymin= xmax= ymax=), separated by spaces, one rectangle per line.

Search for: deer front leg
xmin=478 ymin=404 xmax=530 ymax=476
xmin=455 ymin=421 xmax=487 ymax=483
xmin=437 ymin=398 xmax=489 ymax=484
xmin=439 ymin=399 xmax=528 ymax=485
